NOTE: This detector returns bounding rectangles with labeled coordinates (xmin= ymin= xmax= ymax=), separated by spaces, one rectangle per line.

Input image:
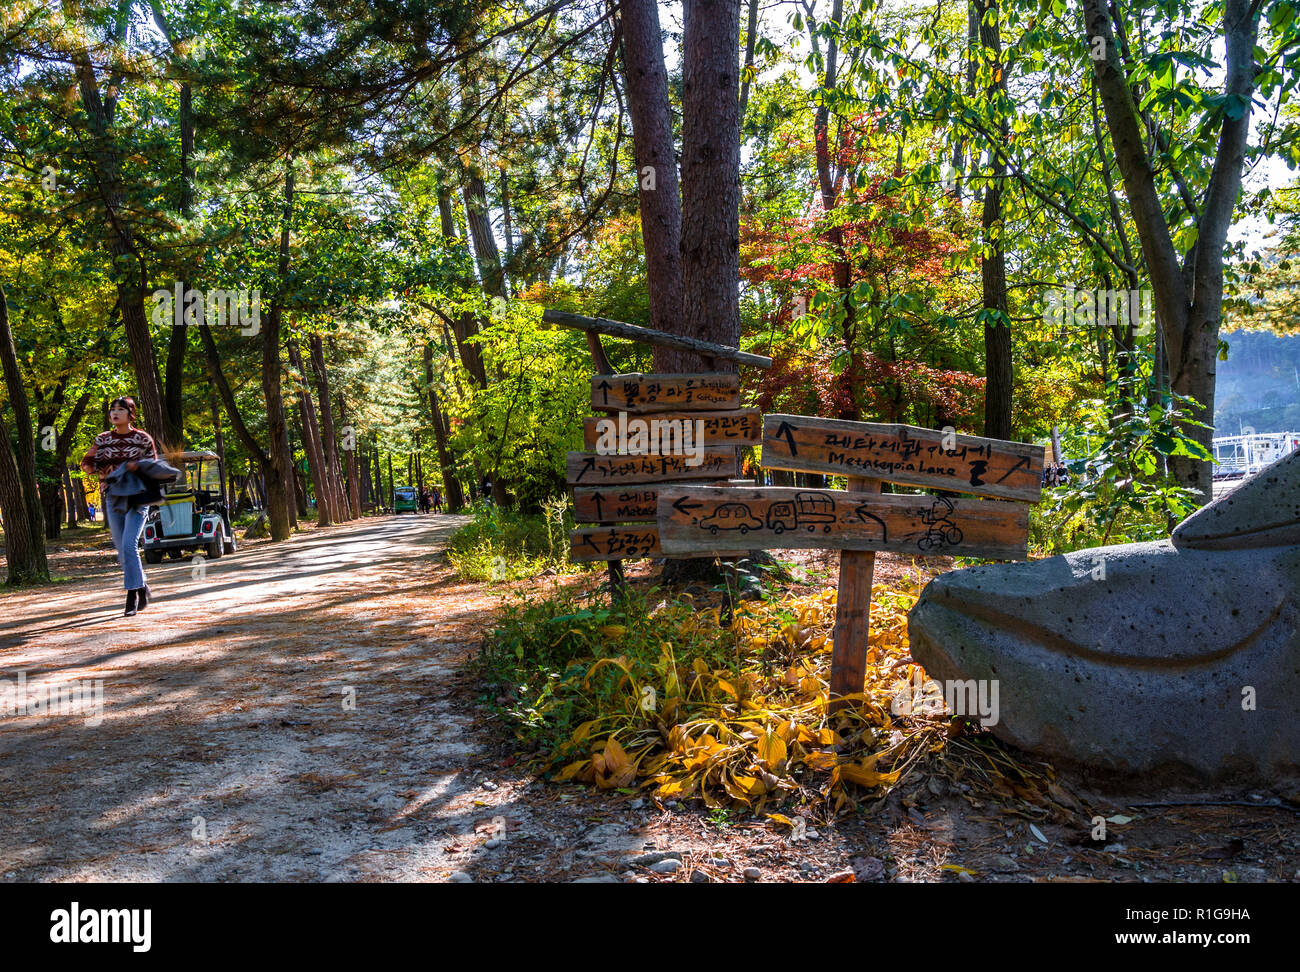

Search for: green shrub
xmin=448 ymin=496 xmax=596 ymax=581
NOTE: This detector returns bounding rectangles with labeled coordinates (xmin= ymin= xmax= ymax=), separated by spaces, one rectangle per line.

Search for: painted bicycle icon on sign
xmin=914 ymin=496 xmax=964 ymax=551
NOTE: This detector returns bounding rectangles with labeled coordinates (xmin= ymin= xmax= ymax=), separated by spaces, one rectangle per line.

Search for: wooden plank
xmin=761 ymin=414 xmax=1045 ymax=503
xmin=573 ymin=486 xmax=660 ymax=523
xmin=591 ymin=373 xmax=740 ymax=414
xmin=566 ymin=450 xmax=738 ymax=486
xmin=832 ymin=476 xmax=880 ymax=711
xmin=570 ymin=525 xmax=662 ymax=562
xmin=656 ymin=486 xmax=1030 ymax=560
xmin=569 ymin=525 xmax=745 ymax=562
xmin=573 ymin=480 xmax=759 ymax=524
xmin=583 ymin=409 xmax=761 ymax=450
xmin=542 ymin=309 xmax=773 ymax=369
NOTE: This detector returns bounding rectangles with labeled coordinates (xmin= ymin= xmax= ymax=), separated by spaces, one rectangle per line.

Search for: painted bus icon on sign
xmin=766 ymin=491 xmax=837 ymax=534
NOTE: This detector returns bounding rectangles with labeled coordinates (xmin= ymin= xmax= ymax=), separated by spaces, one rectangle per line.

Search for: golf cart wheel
xmin=144 ymin=550 xmax=163 ymax=565
xmin=207 ymin=538 xmax=224 ymax=560
xmin=223 ymin=538 xmax=236 ymax=555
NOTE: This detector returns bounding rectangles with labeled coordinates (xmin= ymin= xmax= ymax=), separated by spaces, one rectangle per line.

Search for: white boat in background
xmin=1213 ymin=431 xmax=1300 ymax=480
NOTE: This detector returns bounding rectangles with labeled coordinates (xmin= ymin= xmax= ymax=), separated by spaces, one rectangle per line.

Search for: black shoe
xmin=124 ymin=589 xmax=138 ymax=617
xmin=136 ymin=585 xmax=151 ymax=611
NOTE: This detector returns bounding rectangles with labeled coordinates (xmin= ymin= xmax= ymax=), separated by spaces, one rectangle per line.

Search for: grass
xmin=448 ymin=497 xmax=598 ymax=582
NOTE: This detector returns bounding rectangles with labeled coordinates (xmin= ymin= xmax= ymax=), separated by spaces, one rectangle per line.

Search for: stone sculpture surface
xmin=908 ymin=450 xmax=1300 ymax=781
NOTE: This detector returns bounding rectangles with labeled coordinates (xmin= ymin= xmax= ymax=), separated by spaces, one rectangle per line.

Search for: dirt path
xmin=3 ymin=516 xmax=1297 ymax=884
xmin=0 ymin=515 xmax=529 ymax=881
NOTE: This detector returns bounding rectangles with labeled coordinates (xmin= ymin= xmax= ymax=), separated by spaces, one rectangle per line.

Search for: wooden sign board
xmin=591 ymin=373 xmax=740 ymax=413
xmin=566 ymin=450 xmax=738 ymax=487
xmin=582 ymin=409 xmax=761 ymax=450
xmin=573 ymin=481 xmax=757 ymax=524
xmin=569 ymin=524 xmax=745 ymax=562
xmin=573 ymin=486 xmax=659 ymax=524
xmin=762 ymin=414 xmax=1044 ymax=503
xmin=657 ymin=486 xmax=1029 ymax=560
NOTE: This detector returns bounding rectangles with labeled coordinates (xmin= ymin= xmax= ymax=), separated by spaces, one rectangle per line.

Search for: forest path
xmin=0 ymin=513 xmax=572 ymax=881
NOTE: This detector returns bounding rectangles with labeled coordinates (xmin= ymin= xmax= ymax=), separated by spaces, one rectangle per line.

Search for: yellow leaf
xmin=765 ymin=813 xmax=795 ymax=828
xmin=604 ymin=737 xmax=630 ymax=773
xmin=716 ymin=678 xmax=737 ymax=698
xmin=803 ymin=750 xmax=839 ymax=771
xmin=555 ymin=759 xmax=589 ymax=781
xmin=835 ymin=763 xmax=902 ymax=788
xmin=756 ymin=731 xmax=788 ymax=769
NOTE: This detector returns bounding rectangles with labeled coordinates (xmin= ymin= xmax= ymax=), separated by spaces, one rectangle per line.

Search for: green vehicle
xmin=393 ymin=485 xmax=419 ymax=513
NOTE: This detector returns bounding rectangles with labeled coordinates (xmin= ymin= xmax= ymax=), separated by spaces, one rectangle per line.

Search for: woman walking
xmin=80 ymin=397 xmax=159 ymax=616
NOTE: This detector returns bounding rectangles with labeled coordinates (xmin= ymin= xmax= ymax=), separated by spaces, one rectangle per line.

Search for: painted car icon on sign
xmin=699 ymin=502 xmax=762 ymax=535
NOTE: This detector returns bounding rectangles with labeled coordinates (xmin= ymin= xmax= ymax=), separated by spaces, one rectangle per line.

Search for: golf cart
xmin=141 ymin=451 xmax=236 ymax=563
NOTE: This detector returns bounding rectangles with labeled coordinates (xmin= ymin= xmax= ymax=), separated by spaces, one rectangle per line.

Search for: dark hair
xmin=109 ymin=396 xmax=138 ymax=421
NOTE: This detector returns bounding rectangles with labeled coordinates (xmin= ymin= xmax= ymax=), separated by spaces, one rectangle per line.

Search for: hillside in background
xmin=1216 ymin=329 xmax=1300 ymax=435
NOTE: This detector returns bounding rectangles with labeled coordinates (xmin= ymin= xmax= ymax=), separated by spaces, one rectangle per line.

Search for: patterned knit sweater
xmin=81 ymin=429 xmax=158 ymax=483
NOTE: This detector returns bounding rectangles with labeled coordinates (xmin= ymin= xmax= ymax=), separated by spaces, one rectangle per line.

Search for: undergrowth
xmin=476 ymin=576 xmax=1059 ymax=820
xmin=448 ymin=497 xmax=596 ymax=581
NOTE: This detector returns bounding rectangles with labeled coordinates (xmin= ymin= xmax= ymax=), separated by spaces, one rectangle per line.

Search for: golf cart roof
xmin=176 ymin=451 xmax=220 ymax=462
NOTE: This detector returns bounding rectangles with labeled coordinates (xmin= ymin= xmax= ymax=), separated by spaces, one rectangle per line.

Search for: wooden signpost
xmin=566 ymin=449 xmax=739 ymax=486
xmin=591 ymin=373 xmax=741 ymax=413
xmin=657 ymin=416 xmax=1046 ymax=709
xmin=582 ymin=409 xmax=761 ymax=449
xmin=547 ymin=308 xmax=1044 ymax=712
xmin=656 ymin=485 xmax=1031 ymax=560
xmin=762 ymin=414 xmax=1044 ymax=503
xmin=544 ymin=310 xmax=772 ymax=572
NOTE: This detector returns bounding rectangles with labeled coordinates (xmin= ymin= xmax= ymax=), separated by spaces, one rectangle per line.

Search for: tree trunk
xmin=262 ymin=160 xmax=296 ymax=538
xmin=620 ymin=0 xmax=686 ymax=368
xmin=72 ymin=47 xmax=173 ymax=452
xmin=424 ymin=344 xmax=465 ymax=511
xmin=1082 ymin=0 xmax=1257 ymax=504
xmin=978 ymin=0 xmax=1013 ymax=441
xmin=660 ymin=0 xmax=743 ymax=586
xmin=463 ymin=175 xmax=506 ymax=299
xmin=338 ymin=393 xmax=361 ymax=517
xmin=0 ymin=285 xmax=48 ymax=582
xmin=680 ymin=0 xmax=742 ymax=369
xmin=738 ymin=0 xmax=760 ymax=120
xmin=288 ymin=339 xmax=332 ymax=526
xmin=309 ymin=335 xmax=349 ymax=522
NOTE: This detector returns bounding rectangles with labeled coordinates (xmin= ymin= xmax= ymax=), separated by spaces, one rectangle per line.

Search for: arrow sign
xmin=775 ymin=420 xmax=799 ymax=457
xmin=656 ymin=486 xmax=1030 ymax=560
xmin=566 ymin=450 xmax=738 ymax=486
xmin=590 ymin=373 xmax=740 ymax=414
xmin=583 ymin=409 xmax=761 ymax=450
xmin=761 ymin=415 xmax=1044 ymax=503
xmin=672 ymin=496 xmax=704 ymax=516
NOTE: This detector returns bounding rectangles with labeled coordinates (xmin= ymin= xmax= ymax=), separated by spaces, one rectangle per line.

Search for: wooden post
xmin=830 ymin=475 xmax=881 ymax=711
xmin=585 ymin=331 xmax=625 ymax=596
